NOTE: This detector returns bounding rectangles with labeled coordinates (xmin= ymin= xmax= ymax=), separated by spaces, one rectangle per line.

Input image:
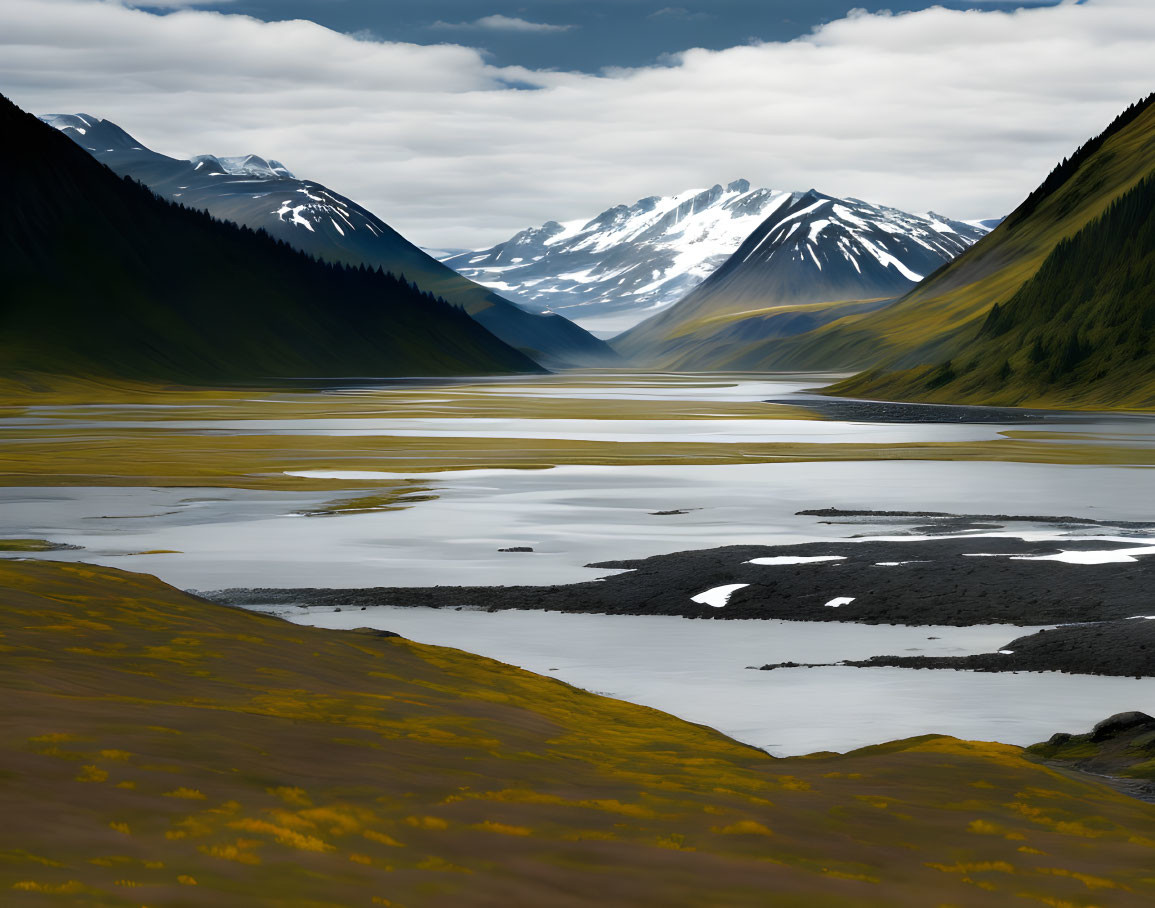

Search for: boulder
xmin=1091 ymin=711 xmax=1155 ymax=742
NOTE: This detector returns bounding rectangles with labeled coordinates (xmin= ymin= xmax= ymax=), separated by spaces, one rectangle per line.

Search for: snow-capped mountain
xmin=684 ymin=189 xmax=989 ymax=304
xmin=613 ymin=188 xmax=990 ymax=367
xmin=189 ymin=153 xmax=294 ymax=180
xmin=442 ymin=180 xmax=770 ymax=334
xmin=41 ymin=113 xmax=615 ymax=368
xmin=442 ymin=180 xmax=988 ymax=335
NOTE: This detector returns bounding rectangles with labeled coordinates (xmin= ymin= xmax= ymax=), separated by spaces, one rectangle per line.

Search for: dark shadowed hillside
xmin=42 ymin=112 xmax=616 ymax=369
xmin=0 ymin=96 xmax=541 ymax=383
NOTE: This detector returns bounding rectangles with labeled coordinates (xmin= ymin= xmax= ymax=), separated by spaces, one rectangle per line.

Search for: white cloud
xmin=430 ymin=14 xmax=574 ymax=33
xmin=2 ymin=0 xmax=1153 ymax=249
xmin=123 ymin=0 xmax=233 ymax=7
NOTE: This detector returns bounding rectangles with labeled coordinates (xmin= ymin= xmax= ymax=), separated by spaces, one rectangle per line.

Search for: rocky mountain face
xmin=1029 ymin=711 xmax=1155 ymax=800
xmin=443 ymin=180 xmax=987 ymax=337
xmin=612 ymin=190 xmax=987 ymax=368
xmin=442 ymin=180 xmax=784 ymax=334
xmin=41 ymin=114 xmax=616 ymax=369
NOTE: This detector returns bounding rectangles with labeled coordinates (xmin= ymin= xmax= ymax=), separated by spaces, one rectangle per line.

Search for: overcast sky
xmin=3 ymin=0 xmax=1153 ymax=248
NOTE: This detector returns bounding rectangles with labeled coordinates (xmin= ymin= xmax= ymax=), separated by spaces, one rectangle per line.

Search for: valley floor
xmin=3 ymin=371 xmax=1155 ymax=902
xmin=2 ymin=372 xmax=1154 ymax=741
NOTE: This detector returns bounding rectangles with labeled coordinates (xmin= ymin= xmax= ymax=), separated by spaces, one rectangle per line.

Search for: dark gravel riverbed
xmin=205 ymin=508 xmax=1155 ymax=678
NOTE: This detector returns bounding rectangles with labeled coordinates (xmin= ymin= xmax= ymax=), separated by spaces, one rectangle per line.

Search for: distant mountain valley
xmin=442 ymin=179 xmax=991 ymax=336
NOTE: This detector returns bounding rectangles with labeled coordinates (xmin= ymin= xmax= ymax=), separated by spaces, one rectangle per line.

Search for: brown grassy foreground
xmin=2 ymin=561 xmax=1155 ymax=906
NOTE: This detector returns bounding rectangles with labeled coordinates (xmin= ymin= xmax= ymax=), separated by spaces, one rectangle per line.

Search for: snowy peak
xmin=613 ymin=192 xmax=990 ymax=364
xmin=193 ymin=153 xmax=296 ymax=180
xmin=730 ymin=193 xmax=985 ymax=287
xmin=265 ymin=182 xmax=391 ymax=241
xmin=41 ymin=114 xmax=296 ymax=180
xmin=40 ymin=113 xmax=143 ymax=152
xmin=444 ymin=178 xmax=989 ymax=335
xmin=443 ymin=179 xmax=807 ymax=334
xmin=41 ymin=114 xmax=371 ymax=242
xmin=39 ymin=110 xmax=616 ymax=368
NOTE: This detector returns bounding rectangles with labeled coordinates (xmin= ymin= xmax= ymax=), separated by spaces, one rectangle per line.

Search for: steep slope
xmin=839 ymin=172 xmax=1155 ymax=408
xmin=443 ymin=180 xmax=783 ymax=334
xmin=2 ymin=97 xmax=540 ymax=383
xmin=445 ymin=180 xmax=984 ymax=336
xmin=614 ymin=192 xmax=986 ymax=368
xmin=4 ymin=559 xmax=1155 ymax=906
xmin=42 ymin=114 xmax=614 ymax=368
xmin=767 ymin=93 xmax=1155 ymax=380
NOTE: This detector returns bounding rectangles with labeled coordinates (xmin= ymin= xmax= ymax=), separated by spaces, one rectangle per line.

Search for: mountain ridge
xmin=2 ymin=95 xmax=541 ymax=383
xmin=445 ymin=180 xmax=986 ymax=337
xmin=819 ymin=91 xmax=1155 ymax=406
xmin=834 ymin=170 xmax=1155 ymax=408
xmin=444 ymin=180 xmax=807 ymax=334
xmin=41 ymin=113 xmax=616 ymax=369
xmin=612 ymin=189 xmax=986 ymax=368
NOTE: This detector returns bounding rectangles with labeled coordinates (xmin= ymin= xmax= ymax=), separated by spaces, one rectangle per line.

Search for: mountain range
xmin=443 ymin=180 xmax=989 ymax=338
xmin=613 ymin=192 xmax=988 ymax=368
xmin=23 ymin=92 xmax=1155 ymax=407
xmin=41 ymin=114 xmax=615 ymax=369
xmin=1 ymin=96 xmax=539 ymax=383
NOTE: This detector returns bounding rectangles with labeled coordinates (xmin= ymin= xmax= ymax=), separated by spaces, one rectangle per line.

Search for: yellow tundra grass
xmin=2 ymin=560 xmax=1155 ymax=906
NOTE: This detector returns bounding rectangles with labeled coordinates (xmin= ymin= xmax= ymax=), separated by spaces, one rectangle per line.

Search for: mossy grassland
xmin=5 ymin=430 xmax=1155 ymax=493
xmin=0 ymin=374 xmax=1152 ymax=498
xmin=0 ymin=539 xmax=64 ymax=552
xmin=3 ymin=559 xmax=1155 ymax=906
xmin=0 ymin=373 xmax=814 ymax=424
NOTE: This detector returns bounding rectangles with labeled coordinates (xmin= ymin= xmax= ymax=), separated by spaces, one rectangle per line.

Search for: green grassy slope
xmin=0 ymin=96 xmax=541 ymax=383
xmin=837 ymin=173 xmax=1155 ymax=407
xmin=615 ymin=296 xmax=897 ymax=371
xmin=760 ymin=94 xmax=1155 ymax=380
xmin=1029 ymin=713 xmax=1155 ymax=785
xmin=3 ymin=560 xmax=1155 ymax=906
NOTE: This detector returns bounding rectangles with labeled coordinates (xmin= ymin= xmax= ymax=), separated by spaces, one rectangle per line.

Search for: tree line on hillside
xmin=1004 ymin=92 xmax=1155 ymax=231
xmin=925 ymin=172 xmax=1155 ymax=404
xmin=0 ymin=94 xmax=536 ymax=382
